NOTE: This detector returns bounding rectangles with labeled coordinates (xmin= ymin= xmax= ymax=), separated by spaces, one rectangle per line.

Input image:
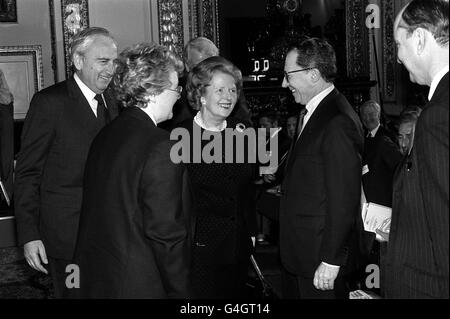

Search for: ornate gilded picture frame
xmin=0 ymin=45 xmax=44 ymax=119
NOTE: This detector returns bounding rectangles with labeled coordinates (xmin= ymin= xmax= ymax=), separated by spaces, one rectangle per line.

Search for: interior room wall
xmin=1 ymin=0 xmax=158 ymax=89
xmin=0 ymin=0 xmax=54 ymax=88
xmin=88 ymin=0 xmax=156 ymax=54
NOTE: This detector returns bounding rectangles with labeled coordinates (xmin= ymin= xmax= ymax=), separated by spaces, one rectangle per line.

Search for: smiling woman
xmin=176 ymin=56 xmax=258 ymax=299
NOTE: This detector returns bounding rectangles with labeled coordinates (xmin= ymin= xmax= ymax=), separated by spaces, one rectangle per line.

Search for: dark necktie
xmin=282 ymin=108 xmax=309 ymax=188
xmin=295 ymin=108 xmax=308 ymax=141
xmin=95 ymin=94 xmax=110 ymax=126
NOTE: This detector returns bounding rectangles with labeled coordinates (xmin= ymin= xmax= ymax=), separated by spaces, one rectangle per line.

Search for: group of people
xmin=11 ymin=0 xmax=448 ymax=299
xmin=13 ymin=27 xmax=257 ymax=299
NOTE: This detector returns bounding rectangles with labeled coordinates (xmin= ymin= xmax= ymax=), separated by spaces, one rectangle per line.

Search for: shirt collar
xmin=369 ymin=123 xmax=380 ymax=137
xmin=139 ymin=105 xmax=158 ymax=126
xmin=74 ymin=73 xmax=97 ymax=104
xmin=305 ymin=84 xmax=335 ymax=117
xmin=428 ymin=65 xmax=449 ymax=101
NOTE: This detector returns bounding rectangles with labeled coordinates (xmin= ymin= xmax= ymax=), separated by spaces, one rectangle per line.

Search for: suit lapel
xmin=66 ymin=77 xmax=98 ymax=127
xmin=429 ymin=72 xmax=449 ymax=108
xmin=124 ymin=106 xmax=157 ymax=127
xmin=285 ymin=89 xmax=338 ymax=172
xmin=103 ymin=87 xmax=119 ymax=119
xmin=293 ymin=89 xmax=338 ymax=151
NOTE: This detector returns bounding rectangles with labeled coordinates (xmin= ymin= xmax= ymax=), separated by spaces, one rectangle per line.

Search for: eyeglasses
xmin=283 ymin=68 xmax=314 ymax=82
xmin=166 ymin=86 xmax=183 ymax=97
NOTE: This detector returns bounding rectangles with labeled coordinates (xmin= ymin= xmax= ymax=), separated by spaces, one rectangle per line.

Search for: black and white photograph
xmin=0 ymin=0 xmax=448 ymax=312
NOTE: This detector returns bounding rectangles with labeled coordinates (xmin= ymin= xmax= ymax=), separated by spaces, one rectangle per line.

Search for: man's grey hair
xmin=360 ymin=100 xmax=381 ymax=114
xmin=70 ymin=27 xmax=116 ymax=62
xmin=400 ymin=0 xmax=449 ymax=46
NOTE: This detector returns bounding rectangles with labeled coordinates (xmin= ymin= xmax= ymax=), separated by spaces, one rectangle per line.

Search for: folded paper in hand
xmin=361 ymin=202 xmax=391 ymax=234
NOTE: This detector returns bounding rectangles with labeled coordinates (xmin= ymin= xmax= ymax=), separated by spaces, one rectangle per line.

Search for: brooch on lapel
xmin=235 ymin=123 xmax=246 ymax=133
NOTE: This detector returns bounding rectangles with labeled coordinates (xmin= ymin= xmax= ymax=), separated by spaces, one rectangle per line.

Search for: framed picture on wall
xmin=61 ymin=0 xmax=89 ymax=79
xmin=0 ymin=0 xmax=17 ymax=23
xmin=0 ymin=45 xmax=44 ymax=120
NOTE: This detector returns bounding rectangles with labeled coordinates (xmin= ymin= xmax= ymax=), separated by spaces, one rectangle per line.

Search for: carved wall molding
xmin=157 ymin=0 xmax=219 ymax=58
xmin=345 ymin=0 xmax=370 ymax=79
xmin=187 ymin=0 xmax=219 ymax=48
xmin=382 ymin=0 xmax=396 ymax=102
xmin=187 ymin=0 xmax=198 ymax=41
xmin=157 ymin=0 xmax=184 ymax=57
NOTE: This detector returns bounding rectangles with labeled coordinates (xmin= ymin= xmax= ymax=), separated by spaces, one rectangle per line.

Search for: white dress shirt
xmin=300 ymin=84 xmax=335 ymax=135
xmin=368 ymin=124 xmax=380 ymax=138
xmin=428 ymin=65 xmax=449 ymax=101
xmin=74 ymin=73 xmax=107 ymax=117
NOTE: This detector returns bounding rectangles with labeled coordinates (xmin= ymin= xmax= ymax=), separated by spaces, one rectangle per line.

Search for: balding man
xmin=279 ymin=38 xmax=364 ymax=299
xmin=386 ymin=0 xmax=448 ymax=298
xmin=360 ymin=100 xmax=402 ymax=208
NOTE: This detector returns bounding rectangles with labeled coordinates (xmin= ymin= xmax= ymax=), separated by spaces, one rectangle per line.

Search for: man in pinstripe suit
xmin=386 ymin=0 xmax=448 ymax=298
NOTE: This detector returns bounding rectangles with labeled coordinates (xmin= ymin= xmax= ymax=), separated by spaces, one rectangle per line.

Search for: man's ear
xmin=310 ymin=69 xmax=320 ymax=83
xmin=72 ymin=53 xmax=83 ymax=71
xmin=414 ymin=28 xmax=426 ymax=55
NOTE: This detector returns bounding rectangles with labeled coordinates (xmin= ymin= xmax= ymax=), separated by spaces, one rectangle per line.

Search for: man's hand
xmin=313 ymin=262 xmax=340 ymax=291
xmin=375 ymin=217 xmax=390 ymax=242
xmin=375 ymin=229 xmax=389 ymax=242
xmin=24 ymin=240 xmax=48 ymax=274
xmin=262 ymin=174 xmax=276 ymax=184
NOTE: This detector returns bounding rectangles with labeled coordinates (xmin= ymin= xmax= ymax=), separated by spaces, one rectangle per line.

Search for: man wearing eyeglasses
xmin=279 ymin=38 xmax=364 ymax=299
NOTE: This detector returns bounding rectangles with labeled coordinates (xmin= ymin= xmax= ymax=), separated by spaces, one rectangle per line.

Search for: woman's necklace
xmin=194 ymin=112 xmax=227 ymax=132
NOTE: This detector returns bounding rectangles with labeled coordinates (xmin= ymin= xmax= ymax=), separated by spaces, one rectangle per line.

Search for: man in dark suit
xmin=358 ymin=100 xmax=402 ymax=296
xmin=360 ymin=100 xmax=402 ymax=208
xmin=385 ymin=0 xmax=448 ymax=298
xmin=397 ymin=106 xmax=422 ymax=156
xmin=279 ymin=38 xmax=364 ymax=299
xmin=72 ymin=43 xmax=191 ymax=298
xmin=14 ymin=27 xmax=119 ymax=298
